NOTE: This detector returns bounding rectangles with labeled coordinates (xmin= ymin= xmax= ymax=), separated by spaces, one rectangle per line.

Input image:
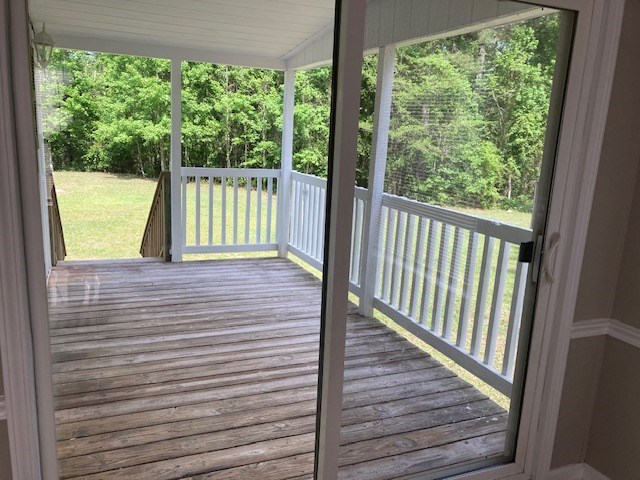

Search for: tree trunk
xmin=137 ymin=141 xmax=146 ymax=177
xmin=225 ymin=66 xmax=232 ymax=169
xmin=477 ymin=45 xmax=486 ymax=82
xmin=159 ymin=138 xmax=167 ymax=172
xmin=262 ymin=103 xmax=267 ymax=168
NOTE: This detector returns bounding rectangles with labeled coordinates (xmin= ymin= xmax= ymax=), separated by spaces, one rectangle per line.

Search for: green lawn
xmin=54 ymin=171 xmax=159 ymax=260
xmin=450 ymin=206 xmax=531 ymax=229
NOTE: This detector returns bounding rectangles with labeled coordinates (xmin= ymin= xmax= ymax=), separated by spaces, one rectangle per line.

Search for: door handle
xmin=543 ymin=232 xmax=561 ymax=283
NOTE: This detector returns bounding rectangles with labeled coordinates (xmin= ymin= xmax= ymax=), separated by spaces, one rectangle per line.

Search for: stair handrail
xmin=140 ymin=171 xmax=172 ymax=261
xmin=49 ymin=182 xmax=66 ymax=266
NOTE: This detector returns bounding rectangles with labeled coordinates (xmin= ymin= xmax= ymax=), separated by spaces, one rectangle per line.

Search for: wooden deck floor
xmin=47 ymin=257 xmax=507 ymax=480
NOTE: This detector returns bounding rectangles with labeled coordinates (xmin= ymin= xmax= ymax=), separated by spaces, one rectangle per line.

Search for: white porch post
xmin=34 ymin=70 xmax=52 ymax=274
xmin=359 ymin=44 xmax=396 ymax=317
xmin=277 ymin=69 xmax=295 ymax=257
xmin=170 ymin=58 xmax=183 ymax=262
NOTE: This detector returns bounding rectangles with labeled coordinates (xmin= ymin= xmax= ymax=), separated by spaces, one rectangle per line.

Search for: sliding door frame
xmin=314 ymin=0 xmax=367 ymax=479
xmin=315 ymin=0 xmax=625 ymax=478
xmin=0 ymin=0 xmax=626 ymax=478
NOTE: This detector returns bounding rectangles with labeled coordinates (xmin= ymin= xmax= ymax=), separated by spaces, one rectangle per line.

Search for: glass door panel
xmin=331 ymin=1 xmax=575 ymax=478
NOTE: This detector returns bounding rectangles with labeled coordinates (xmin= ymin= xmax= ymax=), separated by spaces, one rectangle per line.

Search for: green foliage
xmin=384 ymin=15 xmax=558 ymax=210
xmin=44 ymin=14 xmax=560 ymax=211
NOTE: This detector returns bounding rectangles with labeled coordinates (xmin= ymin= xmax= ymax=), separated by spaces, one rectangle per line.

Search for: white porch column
xmin=359 ymin=44 xmax=396 ymax=317
xmin=34 ymin=70 xmax=52 ymax=273
xmin=170 ymin=58 xmax=183 ymax=262
xmin=277 ymin=69 xmax=295 ymax=257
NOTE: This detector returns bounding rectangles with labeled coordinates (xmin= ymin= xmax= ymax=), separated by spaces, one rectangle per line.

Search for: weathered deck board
xmin=48 ymin=258 xmax=507 ymax=480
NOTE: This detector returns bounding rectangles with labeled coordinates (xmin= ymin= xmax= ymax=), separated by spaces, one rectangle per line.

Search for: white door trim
xmin=314 ymin=0 xmax=367 ymax=478
xmin=527 ymin=0 xmax=626 ymax=477
xmin=0 ymin=1 xmax=59 ymax=479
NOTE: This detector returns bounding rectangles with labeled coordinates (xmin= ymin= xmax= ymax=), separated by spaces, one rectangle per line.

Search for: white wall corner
xmin=549 ymin=463 xmax=610 ymax=480
xmin=608 ymin=319 xmax=640 ymax=348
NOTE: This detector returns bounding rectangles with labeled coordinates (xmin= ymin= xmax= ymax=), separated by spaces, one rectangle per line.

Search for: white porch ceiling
xmin=29 ymin=0 xmax=336 ymax=69
xmin=29 ymin=0 xmax=547 ymax=71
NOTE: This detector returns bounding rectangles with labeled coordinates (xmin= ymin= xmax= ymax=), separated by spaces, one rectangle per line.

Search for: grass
xmin=55 ymin=170 xmax=531 ymax=410
xmin=54 ymin=171 xmax=159 ymax=260
xmin=450 ymin=206 xmax=531 ymax=229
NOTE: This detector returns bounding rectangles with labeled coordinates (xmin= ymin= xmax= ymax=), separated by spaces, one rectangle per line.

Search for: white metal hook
xmin=543 ymin=232 xmax=561 ymax=283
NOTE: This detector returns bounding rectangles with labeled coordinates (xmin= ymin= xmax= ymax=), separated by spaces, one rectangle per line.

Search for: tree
xmin=42 ymin=13 xmax=560 ymax=212
xmin=481 ymin=22 xmax=553 ymax=208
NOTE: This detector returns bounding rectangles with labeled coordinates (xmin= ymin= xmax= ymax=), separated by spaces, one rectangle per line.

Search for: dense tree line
xmin=45 ymin=14 xmax=559 ymax=211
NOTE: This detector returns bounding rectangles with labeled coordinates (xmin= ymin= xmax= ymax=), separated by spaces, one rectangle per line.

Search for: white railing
xmin=288 ymin=171 xmax=326 ymax=265
xmin=181 ymin=167 xmax=280 ymax=254
xmin=372 ymin=194 xmax=531 ymax=396
xmin=288 ymin=171 xmax=367 ymax=294
xmin=286 ymin=170 xmax=532 ymax=396
xmin=179 ymin=167 xmax=532 ymax=395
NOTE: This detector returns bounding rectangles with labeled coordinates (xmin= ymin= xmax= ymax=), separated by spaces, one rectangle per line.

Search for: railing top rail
xmin=181 ymin=167 xmax=281 ymax=178
xmin=140 ymin=171 xmax=171 ymax=256
xmin=141 ymin=171 xmax=170 ymax=247
xmin=291 ymin=170 xmax=531 ymax=244
xmin=382 ymin=192 xmax=532 ymax=245
xmin=292 ymin=171 xmax=368 ymax=201
xmin=291 ymin=170 xmax=327 ymax=188
xmin=354 ymin=186 xmax=367 ymax=200
xmin=50 ymin=182 xmax=66 ymax=260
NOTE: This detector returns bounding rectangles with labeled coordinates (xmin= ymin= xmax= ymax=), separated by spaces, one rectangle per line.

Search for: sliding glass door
xmin=317 ymin=0 xmax=576 ymax=478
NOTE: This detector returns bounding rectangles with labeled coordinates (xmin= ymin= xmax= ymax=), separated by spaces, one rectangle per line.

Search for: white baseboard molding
xmin=571 ymin=318 xmax=640 ymax=349
xmin=583 ymin=464 xmax=610 ymax=480
xmin=549 ymin=464 xmax=584 ymax=480
xmin=549 ymin=463 xmax=609 ymax=480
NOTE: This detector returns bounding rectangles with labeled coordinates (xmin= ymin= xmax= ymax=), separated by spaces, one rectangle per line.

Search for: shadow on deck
xmin=47 ymin=257 xmax=507 ymax=480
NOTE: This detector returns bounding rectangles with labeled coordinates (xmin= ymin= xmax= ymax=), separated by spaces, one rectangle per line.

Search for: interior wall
xmin=612 ymin=151 xmax=640 ymax=329
xmin=0 ymin=421 xmax=11 ymax=480
xmin=581 ymin=146 xmax=640 ymax=477
xmin=0 ymin=345 xmax=10 ymax=480
xmin=551 ymin=0 xmax=640 ymax=470
xmin=572 ymin=0 xmax=640 ymax=324
xmin=585 ymin=338 xmax=640 ymax=479
xmin=550 ymin=336 xmax=605 ymax=468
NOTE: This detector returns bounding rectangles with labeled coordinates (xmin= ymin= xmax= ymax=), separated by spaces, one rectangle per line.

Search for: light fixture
xmin=32 ymin=23 xmax=55 ymax=69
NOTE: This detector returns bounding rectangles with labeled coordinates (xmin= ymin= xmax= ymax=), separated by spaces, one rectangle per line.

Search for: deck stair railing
xmin=49 ymin=182 xmax=66 ymax=266
xmin=176 ymin=166 xmax=532 ymax=396
xmin=140 ymin=171 xmax=171 ymax=261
